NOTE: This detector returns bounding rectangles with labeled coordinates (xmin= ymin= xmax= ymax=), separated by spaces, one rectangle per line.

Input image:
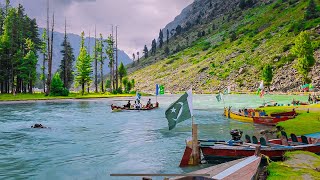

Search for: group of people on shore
xmin=308 ymin=94 xmax=320 ymax=104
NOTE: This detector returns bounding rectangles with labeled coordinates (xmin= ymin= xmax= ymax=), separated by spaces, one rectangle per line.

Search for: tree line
xmin=0 ymin=1 xmax=133 ymax=95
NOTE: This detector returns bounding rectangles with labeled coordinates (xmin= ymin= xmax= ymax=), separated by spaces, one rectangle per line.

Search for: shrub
xmin=282 ymin=44 xmax=293 ymax=52
xmin=202 ymin=42 xmax=211 ymax=51
xmin=50 ymin=73 xmax=69 ymax=96
xmin=190 ymin=52 xmax=199 ymax=57
xmin=288 ymin=21 xmax=305 ymax=34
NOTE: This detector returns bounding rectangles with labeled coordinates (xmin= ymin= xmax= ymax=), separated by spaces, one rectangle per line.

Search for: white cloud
xmin=10 ymin=0 xmax=193 ymax=56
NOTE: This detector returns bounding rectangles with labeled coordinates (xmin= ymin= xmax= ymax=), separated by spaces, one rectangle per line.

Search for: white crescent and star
xmin=172 ymin=102 xmax=183 ymax=121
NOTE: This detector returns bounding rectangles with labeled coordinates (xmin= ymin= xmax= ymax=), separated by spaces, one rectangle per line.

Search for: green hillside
xmin=128 ymin=0 xmax=320 ymax=93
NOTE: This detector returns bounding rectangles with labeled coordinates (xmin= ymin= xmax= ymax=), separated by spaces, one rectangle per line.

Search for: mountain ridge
xmin=128 ymin=0 xmax=320 ymax=93
xmin=37 ymin=28 xmax=132 ymax=76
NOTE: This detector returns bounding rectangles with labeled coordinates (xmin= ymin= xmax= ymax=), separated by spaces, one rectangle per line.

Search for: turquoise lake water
xmin=0 ymin=94 xmax=308 ymax=180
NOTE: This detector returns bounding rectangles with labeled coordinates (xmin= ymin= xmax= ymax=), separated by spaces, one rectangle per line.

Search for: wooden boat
xmin=253 ymin=116 xmax=294 ymax=126
xmin=111 ymin=103 xmax=159 ymax=112
xmin=200 ymin=135 xmax=320 ymax=163
xmin=172 ymin=154 xmax=261 ymax=180
xmin=224 ymin=108 xmax=255 ymax=123
xmin=270 ymin=110 xmax=296 ymax=117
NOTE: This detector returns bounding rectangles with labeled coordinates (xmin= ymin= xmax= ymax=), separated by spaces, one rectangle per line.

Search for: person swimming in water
xmin=31 ymin=124 xmax=47 ymax=128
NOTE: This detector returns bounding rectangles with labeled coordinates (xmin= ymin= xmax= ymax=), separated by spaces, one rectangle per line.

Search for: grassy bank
xmin=267 ymin=151 xmax=320 ymax=180
xmin=0 ymin=93 xmax=137 ymax=102
xmin=260 ymin=104 xmax=320 ymax=135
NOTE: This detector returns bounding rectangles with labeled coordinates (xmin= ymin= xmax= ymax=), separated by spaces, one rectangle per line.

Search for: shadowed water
xmin=0 ymin=94 xmax=307 ymax=180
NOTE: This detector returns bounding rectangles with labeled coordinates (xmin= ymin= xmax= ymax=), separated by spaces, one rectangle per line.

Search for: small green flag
xmin=160 ymin=85 xmax=165 ymax=95
xmin=165 ymin=90 xmax=192 ymax=130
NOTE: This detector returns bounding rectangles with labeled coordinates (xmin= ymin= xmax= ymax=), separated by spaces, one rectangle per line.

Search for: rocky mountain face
xmin=163 ymin=0 xmax=249 ymax=38
xmin=129 ymin=0 xmax=320 ymax=93
xmin=37 ymin=28 xmax=132 ymax=74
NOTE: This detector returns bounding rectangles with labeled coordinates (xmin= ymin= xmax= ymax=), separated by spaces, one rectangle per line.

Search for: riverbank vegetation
xmin=0 ymin=92 xmax=136 ymax=101
xmin=267 ymin=151 xmax=320 ymax=180
xmin=260 ymin=104 xmax=320 ymax=135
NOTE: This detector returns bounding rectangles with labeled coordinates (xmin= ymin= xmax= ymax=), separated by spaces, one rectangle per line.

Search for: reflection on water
xmin=0 ymin=94 xmax=307 ymax=179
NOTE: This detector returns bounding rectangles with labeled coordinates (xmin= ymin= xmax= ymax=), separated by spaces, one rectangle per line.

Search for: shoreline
xmin=0 ymin=95 xmax=137 ymax=104
xmin=0 ymin=92 xmax=314 ymax=104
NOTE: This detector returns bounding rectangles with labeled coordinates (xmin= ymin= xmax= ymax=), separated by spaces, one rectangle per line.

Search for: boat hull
xmin=224 ymin=109 xmax=253 ymax=123
xmin=253 ymin=116 xmax=292 ymax=126
xmin=201 ymin=143 xmax=320 ymax=163
xmin=270 ymin=110 xmax=296 ymax=117
xmin=111 ymin=104 xmax=159 ymax=112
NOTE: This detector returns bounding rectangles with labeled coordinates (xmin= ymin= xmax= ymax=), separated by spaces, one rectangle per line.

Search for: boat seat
xmin=245 ymin=135 xmax=251 ymax=143
xmin=252 ymin=136 xmax=258 ymax=144
xmin=290 ymin=133 xmax=299 ymax=142
xmin=281 ymin=131 xmax=288 ymax=141
xmin=301 ymin=135 xmax=309 ymax=144
xmin=260 ymin=137 xmax=267 ymax=146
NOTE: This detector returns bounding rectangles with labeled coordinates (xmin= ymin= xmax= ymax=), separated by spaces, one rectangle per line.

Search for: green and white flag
xmin=165 ymin=89 xmax=193 ymax=130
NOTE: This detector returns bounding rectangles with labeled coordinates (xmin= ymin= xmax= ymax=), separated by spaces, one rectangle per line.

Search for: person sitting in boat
xmin=244 ymin=109 xmax=248 ymax=116
xmin=146 ymin=99 xmax=153 ymax=108
xmin=31 ymin=124 xmax=47 ymax=128
xmin=124 ymin=100 xmax=131 ymax=108
xmin=134 ymin=101 xmax=141 ymax=109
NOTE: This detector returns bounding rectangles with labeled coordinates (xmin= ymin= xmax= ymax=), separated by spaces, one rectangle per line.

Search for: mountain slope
xmin=129 ymin=0 xmax=320 ymax=93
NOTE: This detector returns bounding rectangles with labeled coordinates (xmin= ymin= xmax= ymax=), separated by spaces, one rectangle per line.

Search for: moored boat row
xmin=224 ymin=107 xmax=296 ymax=126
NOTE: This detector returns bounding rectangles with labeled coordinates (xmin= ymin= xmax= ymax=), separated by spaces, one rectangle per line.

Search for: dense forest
xmin=0 ymin=1 xmax=133 ymax=96
xmin=0 ymin=1 xmax=41 ymax=94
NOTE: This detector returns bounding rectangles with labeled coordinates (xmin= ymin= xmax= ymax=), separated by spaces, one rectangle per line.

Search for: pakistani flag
xmin=165 ymin=89 xmax=193 ymax=130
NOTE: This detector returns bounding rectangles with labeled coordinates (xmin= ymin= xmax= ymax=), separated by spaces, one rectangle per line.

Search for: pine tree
xmin=51 ymin=72 xmax=68 ymax=96
xmin=0 ymin=3 xmax=40 ymax=94
xmin=143 ymin=45 xmax=148 ymax=58
xmin=94 ymin=26 xmax=98 ymax=93
xmin=239 ymin=0 xmax=246 ymax=9
xmin=176 ymin=25 xmax=182 ymax=36
xmin=118 ymin=62 xmax=127 ymax=89
xmin=137 ymin=51 xmax=140 ymax=62
xmin=59 ymin=26 xmax=75 ymax=89
xmin=151 ymin=39 xmax=156 ymax=55
xmin=291 ymin=31 xmax=315 ymax=83
xmin=106 ymin=34 xmax=115 ymax=92
xmin=40 ymin=29 xmax=47 ymax=92
xmin=96 ymin=33 xmax=105 ymax=92
xmin=23 ymin=38 xmax=37 ymax=93
xmin=75 ymin=32 xmax=92 ymax=95
xmin=132 ymin=53 xmax=135 ymax=62
xmin=159 ymin=29 xmax=163 ymax=48
xmin=1 ymin=8 xmax=15 ymax=93
xmin=165 ymin=46 xmax=170 ymax=56
xmin=262 ymin=64 xmax=273 ymax=90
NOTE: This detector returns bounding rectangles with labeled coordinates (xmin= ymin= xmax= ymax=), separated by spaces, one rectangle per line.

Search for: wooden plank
xmin=171 ymin=158 xmax=245 ymax=180
xmin=192 ymin=124 xmax=199 ymax=165
xmin=212 ymin=156 xmax=260 ymax=179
